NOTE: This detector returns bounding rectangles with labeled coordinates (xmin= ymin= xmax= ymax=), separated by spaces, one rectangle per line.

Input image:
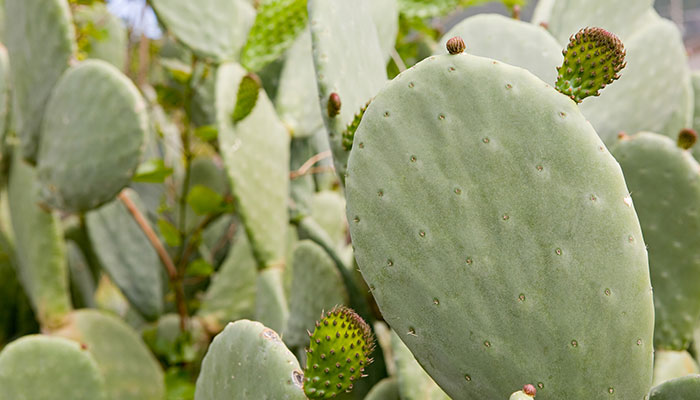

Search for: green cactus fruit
xmin=150 ymin=0 xmax=255 ymax=61
xmin=555 ymin=27 xmax=626 ymax=103
xmin=86 ymin=190 xmax=163 ymax=321
xmin=285 ymin=240 xmax=348 ymax=349
xmin=231 ymin=73 xmax=261 ymax=123
xmin=255 ymin=267 xmax=290 ymax=334
xmin=345 ymin=51 xmax=653 ymax=398
xmin=5 ymin=0 xmax=75 ymax=162
xmin=365 ymin=377 xmax=400 ymax=400
xmin=8 ymin=154 xmax=71 ymax=329
xmin=240 ymin=0 xmax=308 ymax=72
xmin=53 ymin=309 xmax=165 ymax=400
xmin=37 ymin=60 xmax=148 ymax=212
xmin=439 ymin=14 xmax=562 ymax=84
xmin=611 ymin=132 xmax=700 ymax=350
xmin=0 ymin=44 xmax=9 ymax=144
xmin=197 ymin=229 xmax=257 ymax=332
xmin=532 ymin=0 xmax=652 ymax=45
xmin=0 ymin=335 xmax=106 ymax=400
xmin=370 ymin=0 xmax=399 ymax=61
xmin=194 ymin=319 xmax=306 ymax=400
xmin=276 ymin=29 xmax=325 ymax=139
xmin=73 ymin=3 xmax=128 ymax=68
xmin=216 ymin=61 xmax=290 ymax=269
xmin=678 ymin=128 xmax=698 ymax=150
xmin=391 ymin=331 xmax=449 ymax=400
xmin=309 ymin=0 xmax=387 ymax=183
xmin=649 ymin=375 xmax=700 ymax=400
xmin=303 ymin=306 xmax=375 ymax=399
xmin=652 ymin=350 xmax=700 ymax=387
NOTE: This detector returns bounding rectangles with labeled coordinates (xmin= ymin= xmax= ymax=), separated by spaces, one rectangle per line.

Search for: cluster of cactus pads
xmin=3 ymin=0 xmax=700 ymax=399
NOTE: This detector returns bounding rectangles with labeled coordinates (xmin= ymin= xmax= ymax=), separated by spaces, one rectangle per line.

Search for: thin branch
xmin=289 ymin=150 xmax=332 ymax=179
xmin=390 ymin=48 xmax=407 ymax=72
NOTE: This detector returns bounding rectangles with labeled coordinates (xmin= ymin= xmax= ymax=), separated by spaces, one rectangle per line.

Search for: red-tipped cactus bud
xmin=678 ymin=128 xmax=698 ymax=150
xmin=446 ymin=36 xmax=466 ymax=55
xmin=512 ymin=5 xmax=521 ymax=20
xmin=555 ymin=27 xmax=626 ymax=103
xmin=327 ymin=92 xmax=341 ymax=117
xmin=523 ymin=384 xmax=537 ymax=396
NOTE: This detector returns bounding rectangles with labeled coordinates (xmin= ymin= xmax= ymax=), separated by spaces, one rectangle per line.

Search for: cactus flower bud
xmin=446 ymin=36 xmax=466 ymax=55
xmin=678 ymin=128 xmax=698 ymax=150
xmin=327 ymin=92 xmax=341 ymax=118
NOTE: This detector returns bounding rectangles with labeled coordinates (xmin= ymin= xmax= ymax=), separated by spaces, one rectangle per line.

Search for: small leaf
xmin=158 ymin=218 xmax=182 ymax=247
xmin=186 ymin=185 xmax=224 ymax=215
xmin=133 ymin=159 xmax=174 ymax=183
xmin=194 ymin=125 xmax=218 ymax=142
xmin=186 ymin=259 xmax=214 ymax=277
xmin=231 ymin=74 xmax=260 ymax=124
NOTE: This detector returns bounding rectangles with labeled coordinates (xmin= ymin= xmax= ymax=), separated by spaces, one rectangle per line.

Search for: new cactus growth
xmin=446 ymin=36 xmax=466 ymax=55
xmin=341 ymin=102 xmax=370 ymax=151
xmin=231 ymin=73 xmax=261 ymax=124
xmin=555 ymin=27 xmax=626 ymax=103
xmin=303 ymin=306 xmax=375 ymax=398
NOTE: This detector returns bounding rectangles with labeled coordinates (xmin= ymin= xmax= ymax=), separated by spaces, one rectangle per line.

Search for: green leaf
xmin=157 ymin=218 xmax=181 ymax=247
xmin=193 ymin=125 xmax=218 ymax=142
xmin=186 ymin=259 xmax=214 ymax=277
xmin=240 ymin=0 xmax=308 ymax=72
xmin=133 ymin=159 xmax=174 ymax=183
xmin=231 ymin=74 xmax=260 ymax=124
xmin=186 ymin=185 xmax=224 ymax=215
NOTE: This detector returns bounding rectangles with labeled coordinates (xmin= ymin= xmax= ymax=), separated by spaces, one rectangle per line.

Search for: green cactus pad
xmin=650 ymin=375 xmax=700 ymax=400
xmin=231 ymin=73 xmax=261 ymax=123
xmin=0 ymin=335 xmax=106 ymax=400
xmin=73 ymin=3 xmax=128 ymax=68
xmin=391 ymin=331 xmax=450 ymax=400
xmin=194 ymin=319 xmax=306 ymax=400
xmin=86 ymin=191 xmax=163 ymax=320
xmin=0 ymin=45 xmax=9 ymax=142
xmin=438 ymin=14 xmax=562 ymax=84
xmin=216 ymin=62 xmax=289 ymax=268
xmin=197 ymin=229 xmax=257 ymax=331
xmin=285 ymin=240 xmax=348 ymax=349
xmin=397 ymin=0 xmax=457 ymax=19
xmin=5 ymin=0 xmax=75 ymax=162
xmin=255 ymin=267 xmax=290 ymax=334
xmin=365 ymin=377 xmax=400 ymax=400
xmin=310 ymin=191 xmax=348 ymax=248
xmin=555 ymin=27 xmax=626 ymax=103
xmin=53 ymin=309 xmax=165 ymax=400
xmin=611 ymin=132 xmax=700 ymax=350
xmin=691 ymin=72 xmax=700 ymax=160
xmin=370 ymin=0 xmax=399 ymax=61
xmin=240 ymin=0 xmax=308 ymax=72
xmin=653 ymin=350 xmax=699 ymax=387
xmin=346 ymin=53 xmax=653 ymax=398
xmin=308 ymin=0 xmax=387 ymax=183
xmin=303 ymin=306 xmax=375 ymax=398
xmin=276 ymin=29 xmax=325 ymax=139
xmin=150 ymin=0 xmax=255 ymax=61
xmin=8 ymin=154 xmax=71 ymax=329
xmin=37 ymin=60 xmax=148 ymax=212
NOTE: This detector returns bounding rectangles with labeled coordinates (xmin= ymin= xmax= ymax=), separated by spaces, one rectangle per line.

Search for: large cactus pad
xmin=346 ymin=52 xmax=653 ymax=398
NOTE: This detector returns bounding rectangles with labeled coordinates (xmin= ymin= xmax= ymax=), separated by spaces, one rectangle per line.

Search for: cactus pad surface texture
xmin=649 ymin=375 xmax=700 ymax=400
xmin=194 ymin=319 xmax=306 ymax=400
xmin=345 ymin=49 xmax=654 ymax=398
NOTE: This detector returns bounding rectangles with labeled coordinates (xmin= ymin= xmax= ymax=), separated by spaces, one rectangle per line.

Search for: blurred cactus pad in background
xmin=5 ymin=0 xmax=700 ymax=399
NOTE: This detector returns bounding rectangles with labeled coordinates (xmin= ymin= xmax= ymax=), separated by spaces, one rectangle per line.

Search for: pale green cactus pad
xmin=0 ymin=335 xmax=106 ymax=400
xmin=391 ymin=331 xmax=450 ymax=400
xmin=285 ymin=240 xmax=348 ymax=349
xmin=691 ymin=71 xmax=700 ymax=161
xmin=0 ymin=45 xmax=9 ymax=142
xmin=310 ymin=191 xmax=347 ymax=249
xmin=150 ymin=0 xmax=255 ymax=61
xmin=346 ymin=53 xmax=653 ymax=398
xmin=365 ymin=377 xmax=400 ymax=400
xmin=308 ymin=0 xmax=387 ymax=183
xmin=652 ymin=350 xmax=700 ymax=387
xmin=216 ymin=62 xmax=289 ymax=268
xmin=194 ymin=320 xmax=306 ymax=400
xmin=370 ymin=0 xmax=399 ymax=61
xmin=611 ymin=132 xmax=700 ymax=350
xmin=650 ymin=375 xmax=700 ymax=400
xmin=53 ymin=309 xmax=165 ymax=400
xmin=256 ymin=267 xmax=290 ymax=334
xmin=86 ymin=191 xmax=163 ymax=320
xmin=5 ymin=0 xmax=75 ymax=162
xmin=8 ymin=154 xmax=71 ymax=329
xmin=438 ymin=14 xmax=562 ymax=84
xmin=38 ymin=60 xmax=148 ymax=212
xmin=73 ymin=3 xmax=128 ymax=69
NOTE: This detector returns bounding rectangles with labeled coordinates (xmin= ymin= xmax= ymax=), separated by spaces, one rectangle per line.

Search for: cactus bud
xmin=303 ymin=306 xmax=375 ymax=398
xmin=446 ymin=36 xmax=466 ymax=55
xmin=555 ymin=27 xmax=626 ymax=103
xmin=327 ymin=93 xmax=341 ymax=117
xmin=677 ymin=128 xmax=698 ymax=150
xmin=523 ymin=384 xmax=536 ymax=396
xmin=512 ymin=5 xmax=521 ymax=20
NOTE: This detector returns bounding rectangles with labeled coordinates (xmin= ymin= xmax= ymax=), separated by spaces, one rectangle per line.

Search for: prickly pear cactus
xmin=365 ymin=377 xmax=400 ymax=400
xmin=0 ymin=335 xmax=106 ymax=400
xmin=194 ymin=320 xmax=306 ymax=400
xmin=303 ymin=306 xmax=375 ymax=398
xmin=256 ymin=267 xmax=290 ymax=334
xmin=37 ymin=60 xmax=148 ymax=212
xmin=369 ymin=0 xmax=399 ymax=61
xmin=691 ymin=72 xmax=700 ymax=160
xmin=0 ymin=44 xmax=9 ymax=143
xmin=346 ymin=49 xmax=653 ymax=398
xmin=650 ymin=375 xmax=700 ymax=400
xmin=391 ymin=331 xmax=449 ymax=400
xmin=5 ymin=0 xmax=75 ymax=162
xmin=611 ymin=132 xmax=700 ymax=350
xmin=438 ymin=14 xmax=562 ymax=83
xmin=652 ymin=350 xmax=700 ymax=387
xmin=73 ymin=3 xmax=128 ymax=68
